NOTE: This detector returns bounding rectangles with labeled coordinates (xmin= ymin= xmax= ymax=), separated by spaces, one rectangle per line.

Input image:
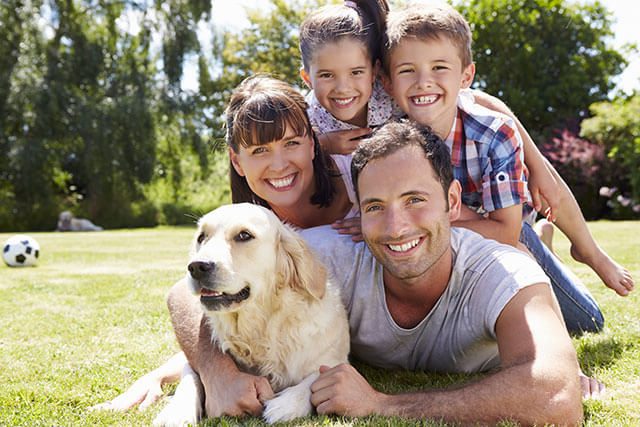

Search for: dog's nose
xmin=188 ymin=261 xmax=216 ymax=280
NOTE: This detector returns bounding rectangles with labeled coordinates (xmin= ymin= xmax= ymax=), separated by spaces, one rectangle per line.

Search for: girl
xmin=299 ymin=0 xmax=403 ymax=153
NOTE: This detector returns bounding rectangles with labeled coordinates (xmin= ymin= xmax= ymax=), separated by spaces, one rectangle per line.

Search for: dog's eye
xmin=197 ymin=232 xmax=206 ymax=244
xmin=234 ymin=231 xmax=254 ymax=242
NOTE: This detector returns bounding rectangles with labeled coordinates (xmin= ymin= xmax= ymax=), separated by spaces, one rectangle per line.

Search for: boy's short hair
xmin=384 ymin=3 xmax=473 ymax=73
xmin=351 ymin=119 xmax=453 ymax=203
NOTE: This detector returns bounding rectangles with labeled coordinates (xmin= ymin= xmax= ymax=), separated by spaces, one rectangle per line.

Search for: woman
xmin=91 ymin=74 xmax=361 ymax=412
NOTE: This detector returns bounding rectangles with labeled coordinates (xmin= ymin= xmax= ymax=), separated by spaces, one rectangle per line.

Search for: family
xmin=94 ymin=1 xmax=634 ymax=424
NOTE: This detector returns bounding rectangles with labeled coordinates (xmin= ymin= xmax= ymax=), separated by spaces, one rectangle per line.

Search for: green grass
xmin=1 ymin=221 xmax=639 ymax=426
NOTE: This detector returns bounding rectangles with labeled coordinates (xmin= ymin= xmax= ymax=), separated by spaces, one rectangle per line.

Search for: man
xmin=165 ymin=120 xmax=582 ymax=425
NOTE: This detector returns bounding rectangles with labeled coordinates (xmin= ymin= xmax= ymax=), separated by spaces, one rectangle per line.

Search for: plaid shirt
xmin=444 ymin=94 xmax=530 ymax=213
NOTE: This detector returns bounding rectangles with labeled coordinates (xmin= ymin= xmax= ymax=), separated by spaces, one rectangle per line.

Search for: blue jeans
xmin=519 ymin=222 xmax=604 ymax=334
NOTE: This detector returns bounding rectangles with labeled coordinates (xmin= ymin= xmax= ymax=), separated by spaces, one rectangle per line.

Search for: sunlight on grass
xmin=1 ymin=221 xmax=639 ymax=426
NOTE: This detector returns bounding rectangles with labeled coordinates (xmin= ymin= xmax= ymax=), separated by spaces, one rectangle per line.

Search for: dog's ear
xmin=276 ymin=225 xmax=326 ymax=300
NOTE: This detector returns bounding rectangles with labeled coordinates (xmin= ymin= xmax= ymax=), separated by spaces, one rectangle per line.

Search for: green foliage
xmin=0 ymin=0 xmax=218 ymax=231
xmin=457 ymin=0 xmax=628 ymax=133
xmin=0 ymin=0 xmax=636 ymax=230
xmin=580 ymin=94 xmax=640 ymax=207
xmin=1 ymin=221 xmax=639 ymax=425
xmin=198 ymin=0 xmax=330 ymax=142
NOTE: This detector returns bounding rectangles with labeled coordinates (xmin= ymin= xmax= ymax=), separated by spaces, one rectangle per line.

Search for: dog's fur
xmin=57 ymin=211 xmax=103 ymax=231
xmin=153 ymin=203 xmax=350 ymax=426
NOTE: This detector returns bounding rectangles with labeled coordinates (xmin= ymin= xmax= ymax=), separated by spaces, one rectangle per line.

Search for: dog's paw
xmin=262 ymin=374 xmax=317 ymax=424
xmin=263 ymin=392 xmax=313 ymax=424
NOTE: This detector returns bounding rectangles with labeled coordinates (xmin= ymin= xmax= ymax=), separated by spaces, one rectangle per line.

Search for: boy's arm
xmin=167 ymin=279 xmax=273 ymax=417
xmin=472 ymin=89 xmax=562 ymax=217
xmin=311 ymin=284 xmax=583 ymax=425
xmin=453 ymin=204 xmax=522 ymax=247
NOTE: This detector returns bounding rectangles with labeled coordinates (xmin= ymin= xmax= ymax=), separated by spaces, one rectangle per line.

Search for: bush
xmin=540 ymin=129 xmax=613 ymax=219
xmin=580 ymin=94 xmax=640 ymax=210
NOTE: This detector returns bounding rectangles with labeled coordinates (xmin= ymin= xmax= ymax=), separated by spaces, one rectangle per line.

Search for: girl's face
xmin=229 ymin=126 xmax=316 ymax=210
xmin=301 ymin=38 xmax=377 ymax=128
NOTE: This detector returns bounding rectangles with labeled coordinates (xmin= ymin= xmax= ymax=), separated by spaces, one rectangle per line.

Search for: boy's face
xmin=300 ymin=38 xmax=376 ymax=128
xmin=383 ymin=37 xmax=474 ymax=139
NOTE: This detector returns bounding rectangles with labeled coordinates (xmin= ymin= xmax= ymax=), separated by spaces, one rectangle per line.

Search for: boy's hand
xmin=332 ymin=217 xmax=363 ymax=242
xmin=528 ymin=162 xmax=560 ymax=222
xmin=317 ymin=128 xmax=371 ymax=155
xmin=456 ymin=204 xmax=483 ymax=221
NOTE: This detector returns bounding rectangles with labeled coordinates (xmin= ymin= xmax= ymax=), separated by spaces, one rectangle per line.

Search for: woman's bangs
xmin=236 ymin=98 xmax=309 ymax=148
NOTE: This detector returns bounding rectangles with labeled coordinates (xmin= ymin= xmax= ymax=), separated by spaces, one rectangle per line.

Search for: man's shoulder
xmin=300 ymin=225 xmax=368 ymax=263
xmin=451 ymin=228 xmax=545 ymax=278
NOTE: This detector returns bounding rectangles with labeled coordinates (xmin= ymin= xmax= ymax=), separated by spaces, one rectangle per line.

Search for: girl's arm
xmin=316 ymin=128 xmax=372 ymax=155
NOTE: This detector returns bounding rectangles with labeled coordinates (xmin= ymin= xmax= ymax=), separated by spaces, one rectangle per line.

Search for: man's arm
xmin=310 ymin=283 xmax=583 ymax=425
xmin=452 ymin=204 xmax=522 ymax=247
xmin=167 ymin=279 xmax=273 ymax=417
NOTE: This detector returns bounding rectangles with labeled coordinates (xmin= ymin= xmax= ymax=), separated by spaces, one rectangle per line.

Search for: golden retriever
xmin=153 ymin=203 xmax=350 ymax=426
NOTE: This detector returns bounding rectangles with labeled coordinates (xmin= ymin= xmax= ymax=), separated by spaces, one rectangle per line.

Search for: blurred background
xmin=1 ymin=0 xmax=638 ymax=231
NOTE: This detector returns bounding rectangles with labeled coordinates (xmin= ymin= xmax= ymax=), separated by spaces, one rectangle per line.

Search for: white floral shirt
xmin=305 ymin=79 xmax=404 ymax=133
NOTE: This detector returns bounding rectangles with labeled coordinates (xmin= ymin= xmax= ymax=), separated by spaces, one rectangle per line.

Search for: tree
xmin=580 ymin=93 xmax=640 ymax=205
xmin=0 ymin=0 xmax=211 ymax=230
xmin=197 ymin=0 xmax=330 ymax=143
xmin=456 ymin=0 xmax=628 ymax=133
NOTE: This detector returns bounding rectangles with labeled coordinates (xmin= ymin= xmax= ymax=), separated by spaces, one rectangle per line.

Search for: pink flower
xmin=599 ymin=186 xmax=617 ymax=198
xmin=617 ymin=195 xmax=632 ymax=207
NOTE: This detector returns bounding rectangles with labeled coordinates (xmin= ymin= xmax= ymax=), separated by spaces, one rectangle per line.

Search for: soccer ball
xmin=2 ymin=235 xmax=40 ymax=267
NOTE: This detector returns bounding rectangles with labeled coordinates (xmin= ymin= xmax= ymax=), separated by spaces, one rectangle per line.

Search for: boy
xmin=382 ymin=3 xmax=526 ymax=248
xmin=381 ymin=3 xmax=614 ymax=334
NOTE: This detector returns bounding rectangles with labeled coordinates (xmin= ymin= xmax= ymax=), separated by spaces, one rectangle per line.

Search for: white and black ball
xmin=2 ymin=235 xmax=40 ymax=267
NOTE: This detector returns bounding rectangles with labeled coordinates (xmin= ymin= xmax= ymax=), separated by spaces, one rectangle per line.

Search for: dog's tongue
xmin=200 ymin=289 xmax=222 ymax=297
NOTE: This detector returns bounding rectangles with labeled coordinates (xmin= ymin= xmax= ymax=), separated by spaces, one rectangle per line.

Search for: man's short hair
xmin=351 ymin=119 xmax=454 ymax=201
xmin=383 ymin=3 xmax=473 ymax=74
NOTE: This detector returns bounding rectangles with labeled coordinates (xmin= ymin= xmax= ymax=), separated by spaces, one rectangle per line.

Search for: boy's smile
xmin=384 ymin=37 xmax=474 ymax=139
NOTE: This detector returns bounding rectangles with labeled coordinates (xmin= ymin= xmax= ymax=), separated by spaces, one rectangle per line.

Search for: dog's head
xmin=57 ymin=211 xmax=73 ymax=231
xmin=188 ymin=203 xmax=326 ymax=314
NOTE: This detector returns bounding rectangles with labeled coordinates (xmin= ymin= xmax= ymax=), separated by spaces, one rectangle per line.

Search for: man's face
xmin=358 ymin=145 xmax=457 ymax=283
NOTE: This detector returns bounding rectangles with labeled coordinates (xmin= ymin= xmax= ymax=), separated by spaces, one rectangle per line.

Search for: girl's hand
xmin=317 ymin=128 xmax=372 ymax=155
xmin=332 ymin=217 xmax=363 ymax=242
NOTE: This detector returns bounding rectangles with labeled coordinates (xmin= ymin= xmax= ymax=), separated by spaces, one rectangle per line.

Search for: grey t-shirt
xmin=300 ymin=226 xmax=550 ymax=373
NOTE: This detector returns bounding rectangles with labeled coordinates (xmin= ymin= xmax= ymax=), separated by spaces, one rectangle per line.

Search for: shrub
xmin=580 ymin=94 xmax=640 ymax=208
xmin=540 ymin=129 xmax=613 ymax=219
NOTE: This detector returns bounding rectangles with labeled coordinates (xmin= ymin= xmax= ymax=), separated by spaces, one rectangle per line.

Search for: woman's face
xmin=229 ymin=126 xmax=316 ymax=209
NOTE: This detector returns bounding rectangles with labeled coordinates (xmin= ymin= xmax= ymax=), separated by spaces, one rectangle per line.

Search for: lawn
xmin=1 ymin=221 xmax=639 ymax=426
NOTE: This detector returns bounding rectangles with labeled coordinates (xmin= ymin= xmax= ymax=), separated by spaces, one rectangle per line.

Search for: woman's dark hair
xmin=225 ymin=74 xmax=337 ymax=208
xmin=299 ymin=0 xmax=390 ymax=70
